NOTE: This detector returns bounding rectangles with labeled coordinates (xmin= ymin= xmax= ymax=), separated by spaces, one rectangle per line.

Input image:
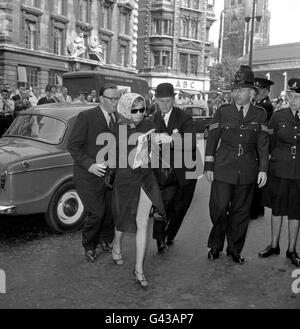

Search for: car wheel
xmin=45 ymin=180 xmax=86 ymax=233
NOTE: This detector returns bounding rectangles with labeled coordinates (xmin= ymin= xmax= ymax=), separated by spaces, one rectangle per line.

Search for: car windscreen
xmin=4 ymin=114 xmax=66 ymax=144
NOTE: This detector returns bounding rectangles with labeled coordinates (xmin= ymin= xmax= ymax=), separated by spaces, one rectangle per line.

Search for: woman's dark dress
xmin=113 ymin=119 xmax=166 ymax=233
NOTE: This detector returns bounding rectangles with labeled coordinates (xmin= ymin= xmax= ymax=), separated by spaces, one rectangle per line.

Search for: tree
xmin=209 ymin=57 xmax=241 ymax=91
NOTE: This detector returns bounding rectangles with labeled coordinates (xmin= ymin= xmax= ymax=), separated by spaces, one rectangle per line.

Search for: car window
xmin=5 ymin=114 xmax=66 ymax=144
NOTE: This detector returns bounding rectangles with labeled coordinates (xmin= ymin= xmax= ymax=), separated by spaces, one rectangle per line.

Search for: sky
xmin=210 ymin=0 xmax=300 ymax=47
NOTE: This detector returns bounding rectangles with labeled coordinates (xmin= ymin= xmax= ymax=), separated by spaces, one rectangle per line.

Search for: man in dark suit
xmin=152 ymin=83 xmax=199 ymax=253
xmin=37 ymin=85 xmax=56 ymax=105
xmin=67 ymin=83 xmax=120 ymax=262
xmin=204 ymin=65 xmax=269 ymax=264
xmin=250 ymin=77 xmax=275 ymax=219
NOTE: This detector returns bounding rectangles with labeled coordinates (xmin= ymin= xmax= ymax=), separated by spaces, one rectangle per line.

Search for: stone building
xmin=0 ymin=0 xmax=139 ymax=91
xmin=241 ymin=42 xmax=300 ymax=100
xmin=137 ymin=0 xmax=216 ymax=93
xmin=218 ymin=0 xmax=270 ymax=61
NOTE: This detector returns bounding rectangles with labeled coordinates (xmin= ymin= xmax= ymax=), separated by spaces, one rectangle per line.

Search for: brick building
xmin=137 ymin=0 xmax=216 ymax=93
xmin=0 ymin=0 xmax=139 ymax=91
xmin=218 ymin=0 xmax=270 ymax=61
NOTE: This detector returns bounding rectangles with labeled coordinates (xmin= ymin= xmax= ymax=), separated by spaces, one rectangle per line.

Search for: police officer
xmin=259 ymin=78 xmax=300 ymax=267
xmin=254 ymin=77 xmax=274 ymax=121
xmin=250 ymin=77 xmax=275 ymax=219
xmin=204 ymin=65 xmax=269 ymax=264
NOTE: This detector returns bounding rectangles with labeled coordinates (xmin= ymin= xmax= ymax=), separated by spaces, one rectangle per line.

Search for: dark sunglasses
xmin=131 ymin=107 xmax=146 ymax=114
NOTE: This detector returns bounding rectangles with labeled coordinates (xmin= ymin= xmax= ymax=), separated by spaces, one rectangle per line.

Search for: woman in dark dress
xmin=111 ymin=93 xmax=166 ymax=288
xmin=260 ymin=78 xmax=300 ymax=267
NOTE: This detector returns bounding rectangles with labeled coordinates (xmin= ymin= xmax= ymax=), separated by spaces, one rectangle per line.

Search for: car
xmin=182 ymin=105 xmax=212 ymax=136
xmin=0 ymin=103 xmax=97 ymax=233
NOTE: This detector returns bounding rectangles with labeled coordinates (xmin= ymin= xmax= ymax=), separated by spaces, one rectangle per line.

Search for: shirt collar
xmin=236 ymin=103 xmax=250 ymax=112
xmin=163 ymin=107 xmax=173 ymax=119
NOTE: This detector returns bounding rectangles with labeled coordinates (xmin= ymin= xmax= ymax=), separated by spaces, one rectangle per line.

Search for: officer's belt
xmin=220 ymin=142 xmax=256 ymax=156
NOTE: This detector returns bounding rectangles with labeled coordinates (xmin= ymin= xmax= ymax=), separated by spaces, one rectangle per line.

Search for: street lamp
xmin=245 ymin=0 xmax=262 ymax=67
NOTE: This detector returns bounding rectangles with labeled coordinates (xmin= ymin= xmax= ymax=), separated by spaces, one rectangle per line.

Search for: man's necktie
xmin=108 ymin=112 xmax=115 ymax=129
xmin=295 ymin=110 xmax=299 ymax=122
xmin=239 ymin=106 xmax=244 ymax=120
xmin=162 ymin=113 xmax=167 ymax=128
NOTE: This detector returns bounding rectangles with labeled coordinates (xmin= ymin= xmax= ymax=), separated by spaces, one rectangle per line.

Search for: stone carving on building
xmin=67 ymin=32 xmax=86 ymax=58
xmin=89 ymin=35 xmax=104 ymax=62
xmin=117 ymin=0 xmax=135 ymax=9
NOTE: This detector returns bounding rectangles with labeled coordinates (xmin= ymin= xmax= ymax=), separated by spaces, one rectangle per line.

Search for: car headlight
xmin=0 ymin=171 xmax=7 ymax=189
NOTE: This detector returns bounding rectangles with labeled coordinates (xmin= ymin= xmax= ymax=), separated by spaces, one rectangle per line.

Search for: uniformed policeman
xmin=259 ymin=78 xmax=300 ymax=267
xmin=250 ymin=77 xmax=275 ymax=219
xmin=254 ymin=77 xmax=274 ymax=121
xmin=204 ymin=65 xmax=269 ymax=264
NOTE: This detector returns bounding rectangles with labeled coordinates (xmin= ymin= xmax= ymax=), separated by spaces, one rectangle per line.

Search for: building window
xmin=49 ymin=70 xmax=63 ymax=86
xmin=181 ymin=19 xmax=189 ymax=38
xmin=180 ymin=53 xmax=188 ymax=74
xmin=53 ymin=27 xmax=63 ymax=55
xmin=152 ymin=50 xmax=171 ymax=68
xmin=102 ymin=40 xmax=109 ymax=63
xmin=153 ymin=51 xmax=160 ymax=66
xmin=191 ymin=20 xmax=197 ymax=39
xmin=231 ymin=0 xmax=235 ymax=6
xmin=238 ymin=0 xmax=242 ymax=4
xmin=101 ymin=5 xmax=110 ymax=29
xmin=152 ymin=19 xmax=172 ymax=35
xmin=120 ymin=44 xmax=128 ymax=67
xmin=190 ymin=55 xmax=198 ymax=75
xmin=24 ymin=0 xmax=40 ymax=7
xmin=192 ymin=0 xmax=199 ymax=9
xmin=27 ymin=66 xmax=39 ymax=88
xmin=79 ymin=0 xmax=91 ymax=23
xmin=56 ymin=0 xmax=65 ymax=15
xmin=162 ymin=20 xmax=172 ymax=35
xmin=119 ymin=10 xmax=129 ymax=35
xmin=162 ymin=51 xmax=170 ymax=67
xmin=182 ymin=0 xmax=190 ymax=7
xmin=25 ymin=21 xmax=37 ymax=50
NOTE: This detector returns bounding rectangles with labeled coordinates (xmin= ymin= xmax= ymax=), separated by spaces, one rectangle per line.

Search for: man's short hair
xmin=99 ymin=83 xmax=118 ymax=96
xmin=78 ymin=91 xmax=85 ymax=95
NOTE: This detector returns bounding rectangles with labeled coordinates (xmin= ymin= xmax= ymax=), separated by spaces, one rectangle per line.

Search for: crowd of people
xmin=0 ymin=83 xmax=100 ymax=136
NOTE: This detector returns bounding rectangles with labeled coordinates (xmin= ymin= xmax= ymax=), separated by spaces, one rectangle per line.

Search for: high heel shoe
xmin=112 ymin=249 xmax=123 ymax=266
xmin=133 ymin=269 xmax=148 ymax=289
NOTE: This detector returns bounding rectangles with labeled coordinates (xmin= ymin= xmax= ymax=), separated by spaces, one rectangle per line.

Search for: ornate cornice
xmin=21 ymin=4 xmax=43 ymax=16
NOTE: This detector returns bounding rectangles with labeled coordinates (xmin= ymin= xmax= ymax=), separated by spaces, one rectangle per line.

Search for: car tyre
xmin=45 ymin=180 xmax=86 ymax=233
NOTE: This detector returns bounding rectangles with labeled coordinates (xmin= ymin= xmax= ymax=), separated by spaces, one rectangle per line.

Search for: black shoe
xmin=100 ymin=241 xmax=112 ymax=252
xmin=208 ymin=249 xmax=220 ymax=260
xmin=286 ymin=251 xmax=300 ymax=267
xmin=230 ymin=252 xmax=245 ymax=265
xmin=85 ymin=250 xmax=97 ymax=262
xmin=259 ymin=245 xmax=280 ymax=258
xmin=157 ymin=240 xmax=169 ymax=253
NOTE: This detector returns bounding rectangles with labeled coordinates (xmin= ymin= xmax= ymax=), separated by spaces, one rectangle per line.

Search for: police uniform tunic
xmin=250 ymin=97 xmax=274 ymax=219
xmin=256 ymin=96 xmax=274 ymax=122
xmin=204 ymin=103 xmax=269 ymax=253
xmin=263 ymin=107 xmax=300 ymax=219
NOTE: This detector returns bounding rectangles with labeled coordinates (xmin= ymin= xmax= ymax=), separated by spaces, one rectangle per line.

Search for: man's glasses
xmin=103 ymin=95 xmax=120 ymax=102
xmin=131 ymin=107 xmax=146 ymax=114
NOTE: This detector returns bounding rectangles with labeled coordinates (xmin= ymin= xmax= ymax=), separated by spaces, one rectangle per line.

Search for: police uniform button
xmin=282 ymin=125 xmax=286 ymax=128
xmin=294 ymin=136 xmax=297 ymax=139
xmin=226 ymin=127 xmax=229 ymax=130
xmin=293 ymin=156 xmax=296 ymax=159
xmin=295 ymin=127 xmax=298 ymax=129
xmin=241 ymin=125 xmax=244 ymax=128
xmin=240 ymin=135 xmax=243 ymax=137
